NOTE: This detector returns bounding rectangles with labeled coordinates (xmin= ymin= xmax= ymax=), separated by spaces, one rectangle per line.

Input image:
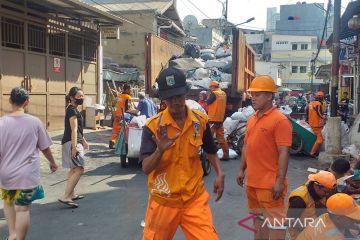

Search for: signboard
xmin=53 ymin=58 xmax=60 ymax=73
xmin=101 ymin=26 xmax=120 ymax=39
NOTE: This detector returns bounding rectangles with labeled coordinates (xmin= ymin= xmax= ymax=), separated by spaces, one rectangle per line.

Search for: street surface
xmin=0 ymin=128 xmax=321 ymax=240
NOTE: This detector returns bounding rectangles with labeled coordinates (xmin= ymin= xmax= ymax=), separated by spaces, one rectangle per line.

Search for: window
xmin=276 ymin=41 xmax=288 ymax=45
xmin=292 ymin=66 xmax=298 ymax=73
xmin=292 ymin=44 xmax=298 ymax=50
xmin=1 ymin=17 xmax=24 ymax=49
xmin=49 ymin=27 xmax=65 ymax=56
xmin=300 ymin=66 xmax=307 ymax=73
xmin=28 ymin=24 xmax=46 ymax=53
xmin=84 ymin=39 xmax=97 ymax=61
xmin=301 ymin=44 xmax=308 ymax=50
xmin=68 ymin=35 xmax=82 ymax=59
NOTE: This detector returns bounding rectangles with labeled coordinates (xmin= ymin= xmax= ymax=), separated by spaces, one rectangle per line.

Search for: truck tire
xmin=290 ymin=132 xmax=304 ymax=155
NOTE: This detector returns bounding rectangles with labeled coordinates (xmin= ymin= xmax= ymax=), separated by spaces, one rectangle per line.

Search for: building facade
xmin=275 ymin=2 xmax=328 ymax=39
xmin=270 ymin=34 xmax=331 ymax=90
xmin=266 ymin=7 xmax=280 ymax=32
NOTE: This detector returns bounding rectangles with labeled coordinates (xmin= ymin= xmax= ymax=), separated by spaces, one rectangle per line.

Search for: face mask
xmin=75 ymin=98 xmax=84 ymax=105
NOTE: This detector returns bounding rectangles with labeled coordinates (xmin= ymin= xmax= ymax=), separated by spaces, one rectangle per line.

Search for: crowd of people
xmin=0 ymin=68 xmax=359 ymax=240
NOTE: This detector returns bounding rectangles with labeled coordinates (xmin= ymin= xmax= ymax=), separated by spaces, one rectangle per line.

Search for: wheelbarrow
xmin=288 ymin=118 xmax=317 ymax=155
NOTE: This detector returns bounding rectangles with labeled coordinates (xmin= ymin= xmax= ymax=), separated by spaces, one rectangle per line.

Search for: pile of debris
xmin=169 ymin=43 xmax=232 ymax=91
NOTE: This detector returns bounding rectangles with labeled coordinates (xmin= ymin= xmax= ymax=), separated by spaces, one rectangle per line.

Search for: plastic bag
xmin=127 ymin=127 xmax=143 ymax=158
xmin=130 ymin=115 xmax=147 ymax=128
xmin=193 ymin=68 xmax=210 ymax=80
xmin=185 ymin=100 xmax=207 ymax=115
xmin=217 ymin=149 xmax=238 ymax=159
xmin=231 ymin=112 xmax=247 ymax=122
xmin=342 ymin=144 xmax=359 ymax=158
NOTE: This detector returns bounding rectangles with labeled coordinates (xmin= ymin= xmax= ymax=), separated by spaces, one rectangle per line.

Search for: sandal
xmin=72 ymin=195 xmax=85 ymax=201
xmin=58 ymin=199 xmax=79 ymax=208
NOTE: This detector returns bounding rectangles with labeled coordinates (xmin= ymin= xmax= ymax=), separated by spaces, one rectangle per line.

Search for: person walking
xmin=307 ymin=91 xmax=325 ymax=157
xmin=236 ymin=75 xmax=292 ymax=240
xmin=135 ymin=92 xmax=157 ymax=118
xmin=109 ymin=84 xmax=133 ymax=148
xmin=286 ymin=171 xmax=336 ymax=239
xmin=59 ymin=87 xmax=88 ymax=208
xmin=140 ymin=67 xmax=225 ymax=240
xmin=198 ymin=90 xmax=208 ymax=112
xmin=338 ymin=91 xmax=350 ymax=123
xmin=206 ymin=81 xmax=229 ymax=160
xmin=0 ymin=87 xmax=58 ymax=240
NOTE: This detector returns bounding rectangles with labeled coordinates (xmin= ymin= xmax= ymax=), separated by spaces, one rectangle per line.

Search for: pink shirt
xmin=0 ymin=114 xmax=52 ymax=189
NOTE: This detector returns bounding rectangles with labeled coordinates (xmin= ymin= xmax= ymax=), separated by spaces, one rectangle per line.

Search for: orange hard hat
xmin=316 ymin=91 xmax=324 ymax=97
xmin=326 ymin=193 xmax=360 ymax=220
xmin=209 ymin=81 xmax=220 ymax=88
xmin=308 ymin=170 xmax=336 ymax=189
xmin=247 ymin=75 xmax=277 ymax=93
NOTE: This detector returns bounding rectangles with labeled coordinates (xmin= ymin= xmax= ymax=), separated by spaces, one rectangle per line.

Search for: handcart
xmin=288 ymin=118 xmax=317 ymax=155
xmin=115 ymin=111 xmax=142 ymax=168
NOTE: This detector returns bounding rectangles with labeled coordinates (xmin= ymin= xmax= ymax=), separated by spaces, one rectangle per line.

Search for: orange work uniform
xmin=207 ymin=88 xmax=229 ymax=158
xmin=287 ymin=184 xmax=317 ymax=239
xmin=307 ymin=100 xmax=325 ymax=156
xmin=245 ymin=107 xmax=292 ymax=223
xmin=111 ymin=93 xmax=132 ymax=143
xmin=295 ymin=213 xmax=345 ymax=240
xmin=139 ymin=107 xmax=218 ymax=240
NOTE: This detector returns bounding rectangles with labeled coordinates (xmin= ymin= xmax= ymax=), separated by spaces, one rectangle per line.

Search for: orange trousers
xmin=142 ymin=192 xmax=218 ymax=240
xmin=210 ymin=124 xmax=229 ymax=158
xmin=246 ymin=185 xmax=288 ymax=240
xmin=310 ymin=127 xmax=323 ymax=156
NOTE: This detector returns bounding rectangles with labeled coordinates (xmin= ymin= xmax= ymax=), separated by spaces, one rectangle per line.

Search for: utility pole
xmin=225 ymin=0 xmax=228 ymax=22
xmin=330 ymin=0 xmax=341 ymax=117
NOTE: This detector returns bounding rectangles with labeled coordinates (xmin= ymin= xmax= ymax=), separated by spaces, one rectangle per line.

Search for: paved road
xmin=0 ymin=129 xmax=323 ymax=240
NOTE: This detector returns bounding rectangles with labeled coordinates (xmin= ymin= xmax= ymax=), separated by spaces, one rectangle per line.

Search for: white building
xmin=255 ymin=61 xmax=281 ymax=86
xmin=270 ymin=34 xmax=331 ymax=90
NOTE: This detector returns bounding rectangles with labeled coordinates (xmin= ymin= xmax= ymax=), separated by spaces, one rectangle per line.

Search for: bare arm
xmin=206 ymin=153 xmax=225 ymax=201
xmin=141 ymin=125 xmax=179 ymax=175
xmin=41 ymin=147 xmax=58 ymax=172
xmin=142 ymin=148 xmax=164 ymax=175
xmin=236 ymin=144 xmax=247 ymax=187
xmin=272 ymin=146 xmax=290 ymax=200
xmin=69 ymin=115 xmax=78 ymax=157
xmin=277 ymin=146 xmax=290 ymax=182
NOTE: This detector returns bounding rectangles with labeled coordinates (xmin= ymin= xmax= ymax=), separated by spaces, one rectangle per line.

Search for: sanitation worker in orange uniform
xmin=109 ymin=84 xmax=133 ymax=149
xmin=286 ymin=171 xmax=336 ymax=240
xmin=139 ymin=67 xmax=225 ymax=240
xmin=206 ymin=81 xmax=229 ymax=160
xmin=307 ymin=91 xmax=325 ymax=157
xmin=296 ymin=193 xmax=360 ymax=239
xmin=237 ymin=75 xmax=292 ymax=240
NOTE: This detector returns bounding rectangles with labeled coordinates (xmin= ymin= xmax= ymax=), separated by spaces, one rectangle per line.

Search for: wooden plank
xmin=147 ymin=34 xmax=183 ymax=95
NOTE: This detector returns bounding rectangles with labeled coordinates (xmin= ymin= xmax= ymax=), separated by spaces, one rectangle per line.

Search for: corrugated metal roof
xmin=81 ymin=0 xmax=173 ymax=14
xmin=27 ymin=0 xmax=125 ymax=24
